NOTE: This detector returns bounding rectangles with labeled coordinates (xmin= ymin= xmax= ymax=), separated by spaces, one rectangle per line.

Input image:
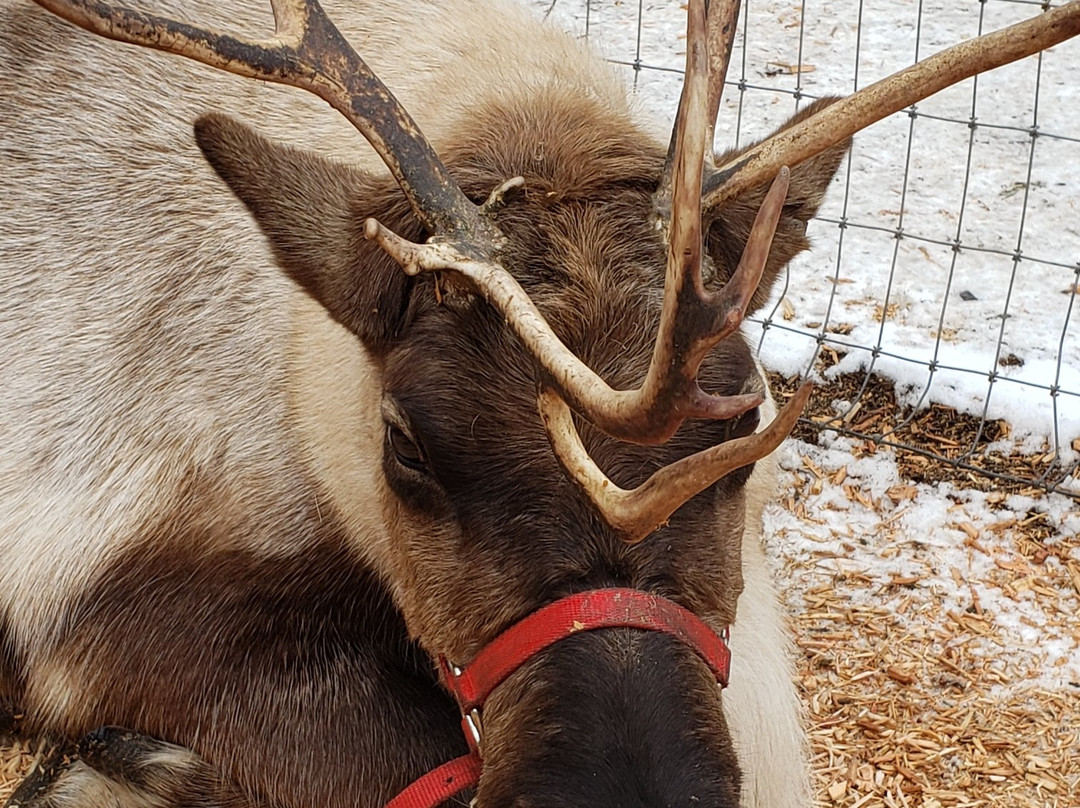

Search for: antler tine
xmin=652 ymin=0 xmax=711 ymax=400
xmin=702 ymin=0 xmax=1080 ymax=212
xmin=656 ymin=0 xmax=741 ymax=205
xmin=33 ymin=0 xmax=498 ymax=246
xmin=638 ymin=0 xmax=790 ymax=441
xmin=703 ymin=0 xmax=741 ymax=168
xmin=539 ymin=382 xmax=814 ymax=543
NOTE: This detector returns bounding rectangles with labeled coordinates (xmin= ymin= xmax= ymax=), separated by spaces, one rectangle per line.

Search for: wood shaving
xmin=769 ymin=445 xmax=1080 ymax=808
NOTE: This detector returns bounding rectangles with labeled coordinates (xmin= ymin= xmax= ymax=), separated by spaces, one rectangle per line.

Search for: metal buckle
xmin=450 ymin=663 xmax=484 ymax=755
xmin=464 ymin=708 xmax=483 ymax=751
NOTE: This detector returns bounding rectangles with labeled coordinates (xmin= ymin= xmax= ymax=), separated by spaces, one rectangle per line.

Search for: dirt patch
xmin=768 ymin=368 xmax=1078 ymax=500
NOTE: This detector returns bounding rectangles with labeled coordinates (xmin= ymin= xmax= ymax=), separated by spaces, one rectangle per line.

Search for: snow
xmin=767 ymin=434 xmax=1080 ymax=689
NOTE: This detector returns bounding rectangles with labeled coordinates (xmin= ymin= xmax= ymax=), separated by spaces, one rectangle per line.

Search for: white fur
xmin=724 ymin=397 xmax=811 ymax=808
xmin=0 ymin=1 xmax=808 ymax=804
xmin=36 ymin=761 xmax=168 ymax=808
xmin=12 ymin=746 xmax=207 ymax=808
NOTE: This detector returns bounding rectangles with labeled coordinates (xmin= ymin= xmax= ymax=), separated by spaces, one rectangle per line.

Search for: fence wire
xmin=536 ymin=0 xmax=1080 ymax=497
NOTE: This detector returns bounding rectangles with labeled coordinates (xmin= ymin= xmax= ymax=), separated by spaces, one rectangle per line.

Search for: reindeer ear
xmin=194 ymin=113 xmax=421 ymax=352
xmin=707 ymin=97 xmax=849 ymax=314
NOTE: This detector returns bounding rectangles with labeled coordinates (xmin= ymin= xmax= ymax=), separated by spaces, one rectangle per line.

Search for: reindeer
xmin=1 ymin=0 xmax=1076 ymax=806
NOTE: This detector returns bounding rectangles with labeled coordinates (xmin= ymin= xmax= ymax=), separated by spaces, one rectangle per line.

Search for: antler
xmin=44 ymin=0 xmax=1075 ymax=543
xmin=32 ymin=0 xmax=500 ymax=247
xmin=365 ymin=0 xmax=1080 ymax=542
xmin=369 ymin=0 xmax=792 ymax=541
xmin=702 ymin=0 xmax=1080 ymax=212
xmin=539 ymin=382 xmax=812 ymax=542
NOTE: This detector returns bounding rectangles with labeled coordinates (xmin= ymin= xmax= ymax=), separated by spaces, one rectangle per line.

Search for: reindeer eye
xmin=387 ymin=423 xmax=427 ymax=472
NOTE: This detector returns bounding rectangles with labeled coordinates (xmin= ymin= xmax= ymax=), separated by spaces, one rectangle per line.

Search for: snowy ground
xmin=529 ymin=1 xmax=1079 ymax=805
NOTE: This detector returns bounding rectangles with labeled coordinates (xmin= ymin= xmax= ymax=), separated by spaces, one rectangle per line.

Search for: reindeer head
xmin=187 ymin=65 xmax=839 ymax=808
xmin=31 ymin=0 xmax=1080 ymax=804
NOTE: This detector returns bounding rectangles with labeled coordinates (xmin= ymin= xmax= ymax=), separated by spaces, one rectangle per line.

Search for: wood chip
xmin=886 ymin=665 xmax=916 ymax=685
xmin=828 ymin=779 xmax=849 ymax=801
xmin=769 ymin=454 xmax=1080 ymax=808
xmin=765 ymin=60 xmax=816 ymax=75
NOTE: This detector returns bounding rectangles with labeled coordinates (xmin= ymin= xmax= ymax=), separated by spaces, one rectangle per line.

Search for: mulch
xmin=768 ymin=394 xmax=1079 ymax=808
xmin=768 ymin=363 xmax=1078 ymax=499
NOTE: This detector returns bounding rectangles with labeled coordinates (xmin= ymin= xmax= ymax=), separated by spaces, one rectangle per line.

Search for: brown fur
xmin=40 ymin=531 xmax=464 ymax=807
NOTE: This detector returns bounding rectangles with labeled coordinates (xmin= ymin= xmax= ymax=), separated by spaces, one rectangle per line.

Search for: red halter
xmin=384 ymin=588 xmax=731 ymax=808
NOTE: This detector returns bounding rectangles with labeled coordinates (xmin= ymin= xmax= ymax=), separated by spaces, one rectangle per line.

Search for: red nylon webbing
xmin=383 ymin=754 xmax=481 ymax=808
xmin=442 ymin=588 xmax=730 ymax=712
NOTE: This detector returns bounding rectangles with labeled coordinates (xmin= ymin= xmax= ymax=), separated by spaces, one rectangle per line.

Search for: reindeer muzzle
xmin=386 ymin=588 xmax=731 ymax=808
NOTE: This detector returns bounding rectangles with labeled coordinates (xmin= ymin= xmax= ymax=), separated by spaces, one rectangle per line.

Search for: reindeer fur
xmin=0 ymin=1 xmax=845 ymax=805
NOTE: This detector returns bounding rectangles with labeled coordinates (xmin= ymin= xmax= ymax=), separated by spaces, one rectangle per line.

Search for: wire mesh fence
xmin=536 ymin=0 xmax=1080 ymax=497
